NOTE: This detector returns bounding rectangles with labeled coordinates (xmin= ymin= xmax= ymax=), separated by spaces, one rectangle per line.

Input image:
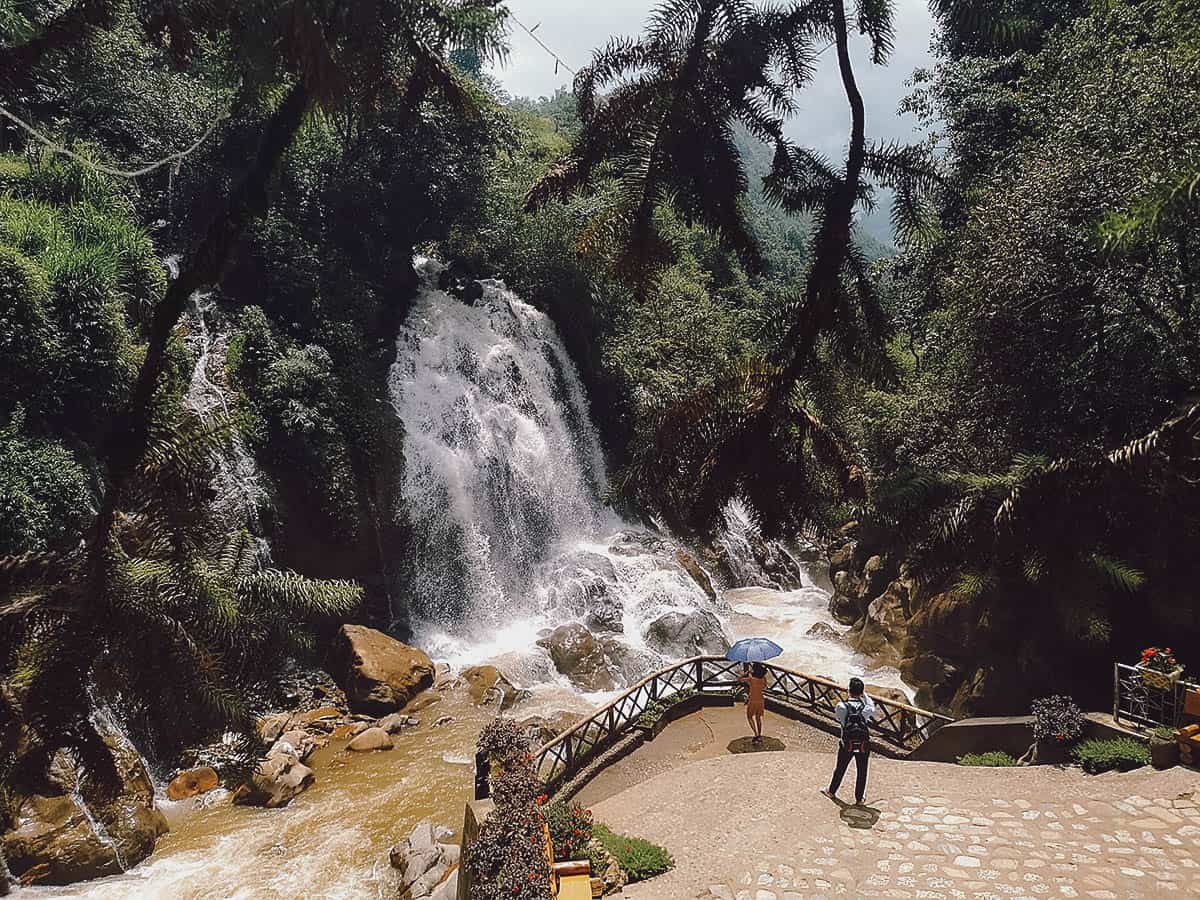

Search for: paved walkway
xmin=589 ymin=749 xmax=1200 ymax=900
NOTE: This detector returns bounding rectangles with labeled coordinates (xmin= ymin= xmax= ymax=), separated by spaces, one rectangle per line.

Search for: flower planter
xmin=1151 ymin=736 xmax=1180 ymax=770
xmin=638 ymin=694 xmax=706 ymax=742
xmin=1138 ymin=664 xmax=1183 ymax=691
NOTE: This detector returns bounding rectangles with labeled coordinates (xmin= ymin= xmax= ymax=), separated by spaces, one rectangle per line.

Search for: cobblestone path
xmin=588 ymin=750 xmax=1200 ymax=900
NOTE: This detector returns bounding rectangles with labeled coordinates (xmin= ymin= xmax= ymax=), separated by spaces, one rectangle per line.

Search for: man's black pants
xmin=829 ymin=741 xmax=870 ymax=803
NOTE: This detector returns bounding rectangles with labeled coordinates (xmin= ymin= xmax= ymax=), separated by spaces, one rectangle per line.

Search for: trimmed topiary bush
xmin=593 ymin=823 xmax=673 ymax=883
xmin=1071 ymin=738 xmax=1151 ymax=774
xmin=957 ymin=751 xmax=1020 ymax=767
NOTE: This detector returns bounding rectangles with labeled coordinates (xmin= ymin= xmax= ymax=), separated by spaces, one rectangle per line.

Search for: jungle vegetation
xmin=0 ymin=0 xmax=1197 ymax=823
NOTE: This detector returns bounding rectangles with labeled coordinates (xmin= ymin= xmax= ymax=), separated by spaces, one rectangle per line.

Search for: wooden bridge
xmin=532 ymin=656 xmax=954 ymax=795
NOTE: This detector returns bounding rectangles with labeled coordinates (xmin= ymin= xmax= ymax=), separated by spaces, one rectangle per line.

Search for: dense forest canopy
xmin=0 ymin=0 xmax=1198 ymax=865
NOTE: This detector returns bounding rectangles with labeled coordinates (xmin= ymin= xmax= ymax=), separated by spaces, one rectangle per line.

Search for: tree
xmin=525 ymin=0 xmax=820 ymax=281
xmin=0 ymin=0 xmax=509 ymax=789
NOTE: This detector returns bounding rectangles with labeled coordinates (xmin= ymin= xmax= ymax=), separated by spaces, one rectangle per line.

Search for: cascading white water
xmin=389 ymin=262 xmax=725 ymax=684
xmin=179 ymin=270 xmax=270 ymax=564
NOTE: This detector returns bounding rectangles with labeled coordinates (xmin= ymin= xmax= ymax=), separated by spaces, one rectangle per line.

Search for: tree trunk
xmin=777 ymin=0 xmax=865 ymax=388
xmin=89 ymin=82 xmax=311 ymax=586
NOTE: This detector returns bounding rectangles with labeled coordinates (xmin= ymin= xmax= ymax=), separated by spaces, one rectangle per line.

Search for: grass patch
xmin=593 ymin=823 xmax=674 ymax=883
xmin=1071 ymin=738 xmax=1151 ymax=774
xmin=957 ymin=751 xmax=1020 ymax=767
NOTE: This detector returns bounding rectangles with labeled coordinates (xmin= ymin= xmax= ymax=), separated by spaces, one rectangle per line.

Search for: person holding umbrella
xmin=727 ymin=638 xmax=783 ymax=745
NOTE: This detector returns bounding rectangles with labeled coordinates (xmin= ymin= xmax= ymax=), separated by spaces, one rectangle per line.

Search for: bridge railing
xmin=531 ymin=656 xmax=953 ymax=792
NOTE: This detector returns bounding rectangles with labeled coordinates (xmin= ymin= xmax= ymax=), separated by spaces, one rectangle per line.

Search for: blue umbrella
xmin=726 ymin=637 xmax=784 ymax=663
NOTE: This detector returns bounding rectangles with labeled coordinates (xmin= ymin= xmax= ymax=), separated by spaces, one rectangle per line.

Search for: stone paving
xmin=588 ymin=749 xmax=1200 ymax=900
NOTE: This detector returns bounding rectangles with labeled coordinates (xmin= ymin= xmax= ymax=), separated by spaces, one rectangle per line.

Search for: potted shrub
xmin=1023 ymin=694 xmax=1084 ymax=764
xmin=1150 ymin=726 xmax=1180 ymax=770
xmin=1137 ymin=647 xmax=1184 ymax=690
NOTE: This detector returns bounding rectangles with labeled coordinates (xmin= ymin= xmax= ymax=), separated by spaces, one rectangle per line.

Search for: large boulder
xmin=2 ymin=726 xmax=168 ymax=886
xmin=908 ymin=592 xmax=986 ymax=657
xmin=332 ymin=624 xmax=434 ymax=715
xmin=537 ymin=624 xmax=652 ymax=692
xmin=347 ymin=727 xmax=394 ymax=752
xmin=540 ymin=551 xmax=625 ymax=634
xmin=166 ymin=767 xmax=219 ymax=802
xmin=461 ymin=666 xmax=528 ymax=710
xmin=643 ymin=609 xmax=729 ymax=659
xmin=847 ymin=581 xmax=911 ymax=666
xmin=233 ymin=746 xmax=314 ymax=809
xmin=389 ymin=821 xmax=458 ymax=899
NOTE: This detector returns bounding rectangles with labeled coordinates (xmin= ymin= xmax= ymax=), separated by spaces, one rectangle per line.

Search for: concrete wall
xmin=910 ymin=714 xmax=1142 ymax=763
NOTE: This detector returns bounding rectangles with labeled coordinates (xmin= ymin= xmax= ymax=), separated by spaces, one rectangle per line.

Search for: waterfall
xmin=178 ymin=263 xmax=270 ymax=563
xmin=388 ymin=262 xmax=729 ymax=680
xmin=389 ymin=260 xmax=620 ymax=626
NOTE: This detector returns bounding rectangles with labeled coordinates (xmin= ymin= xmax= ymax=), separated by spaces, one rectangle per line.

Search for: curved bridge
xmin=532 ymin=656 xmax=953 ymax=794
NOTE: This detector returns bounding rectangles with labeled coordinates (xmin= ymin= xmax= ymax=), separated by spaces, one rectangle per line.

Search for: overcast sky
xmin=490 ymin=0 xmax=938 ymax=162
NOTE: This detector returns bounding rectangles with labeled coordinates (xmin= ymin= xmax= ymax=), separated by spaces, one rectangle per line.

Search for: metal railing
xmin=531 ymin=656 xmax=953 ymax=792
xmin=1113 ymin=662 xmax=1200 ymax=730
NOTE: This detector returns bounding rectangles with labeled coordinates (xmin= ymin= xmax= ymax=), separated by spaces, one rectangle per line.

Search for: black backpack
xmin=842 ymin=698 xmax=870 ymax=746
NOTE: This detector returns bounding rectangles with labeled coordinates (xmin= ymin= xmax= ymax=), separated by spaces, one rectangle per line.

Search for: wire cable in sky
xmin=511 ymin=14 xmax=577 ymax=77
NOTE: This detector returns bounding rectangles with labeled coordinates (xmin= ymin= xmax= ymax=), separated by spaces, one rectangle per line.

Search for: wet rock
xmin=166 ymin=767 xmax=219 ymax=802
xmin=461 ymin=665 xmax=528 ymax=710
xmin=332 ymin=624 xmax=435 ymax=716
xmin=377 ymin=713 xmax=419 ymax=735
xmin=389 ymin=821 xmax=460 ymax=899
xmin=276 ymin=730 xmax=318 ymax=760
xmin=290 ymin=706 xmax=343 ymax=728
xmin=256 ymin=712 xmax=291 ymax=744
xmin=331 ymin=722 xmax=369 ymax=740
xmin=541 ymin=551 xmax=624 ymax=634
xmin=847 ymin=581 xmax=911 ymax=666
xmin=864 ymin=684 xmax=909 ymax=706
xmin=431 ymin=715 xmax=455 ymax=728
xmin=0 ymin=848 xmax=9 ymax=896
xmin=234 ymin=747 xmax=314 ymax=808
xmin=643 ymin=609 xmax=730 ymax=659
xmin=3 ymin=726 xmax=168 ymax=886
xmin=806 ymin=621 xmax=841 ymax=640
xmin=347 ymin=727 xmax=394 ymax=752
xmin=406 ymin=694 xmax=442 ymax=713
xmin=537 ymin=623 xmax=654 ymax=692
xmin=520 ymin=711 xmax=584 ymax=747
xmin=675 ymin=549 xmax=717 ymax=601
xmin=901 ymin=653 xmax=961 ymax=710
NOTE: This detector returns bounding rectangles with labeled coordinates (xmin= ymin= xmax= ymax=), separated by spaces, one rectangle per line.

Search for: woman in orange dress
xmin=739 ymin=662 xmax=767 ymax=743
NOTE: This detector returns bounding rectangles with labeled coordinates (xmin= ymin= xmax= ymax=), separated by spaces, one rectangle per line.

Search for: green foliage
xmin=635 ymin=688 xmax=696 ymax=729
xmin=0 ymin=411 xmax=90 ymax=557
xmin=1071 ymin=738 xmax=1151 ymax=774
xmin=956 ymin=751 xmax=1019 ymax=767
xmin=1151 ymin=726 xmax=1177 ymax=742
xmin=545 ymin=801 xmax=594 ymax=862
xmin=592 ymin=823 xmax=674 ymax=883
xmin=0 ymin=182 xmax=166 ymax=440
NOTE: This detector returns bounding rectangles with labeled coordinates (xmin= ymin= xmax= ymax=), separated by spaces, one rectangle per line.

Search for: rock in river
xmin=2 ymin=725 xmax=168 ymax=886
xmin=233 ymin=746 xmax=314 ymax=809
xmin=537 ymin=623 xmax=653 ymax=692
xmin=643 ymin=609 xmax=730 ymax=658
xmin=332 ymin=624 xmax=434 ymax=715
xmin=461 ymin=665 xmax=528 ymax=710
xmin=347 ymin=727 xmax=394 ymax=752
xmin=166 ymin=766 xmax=220 ymax=802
